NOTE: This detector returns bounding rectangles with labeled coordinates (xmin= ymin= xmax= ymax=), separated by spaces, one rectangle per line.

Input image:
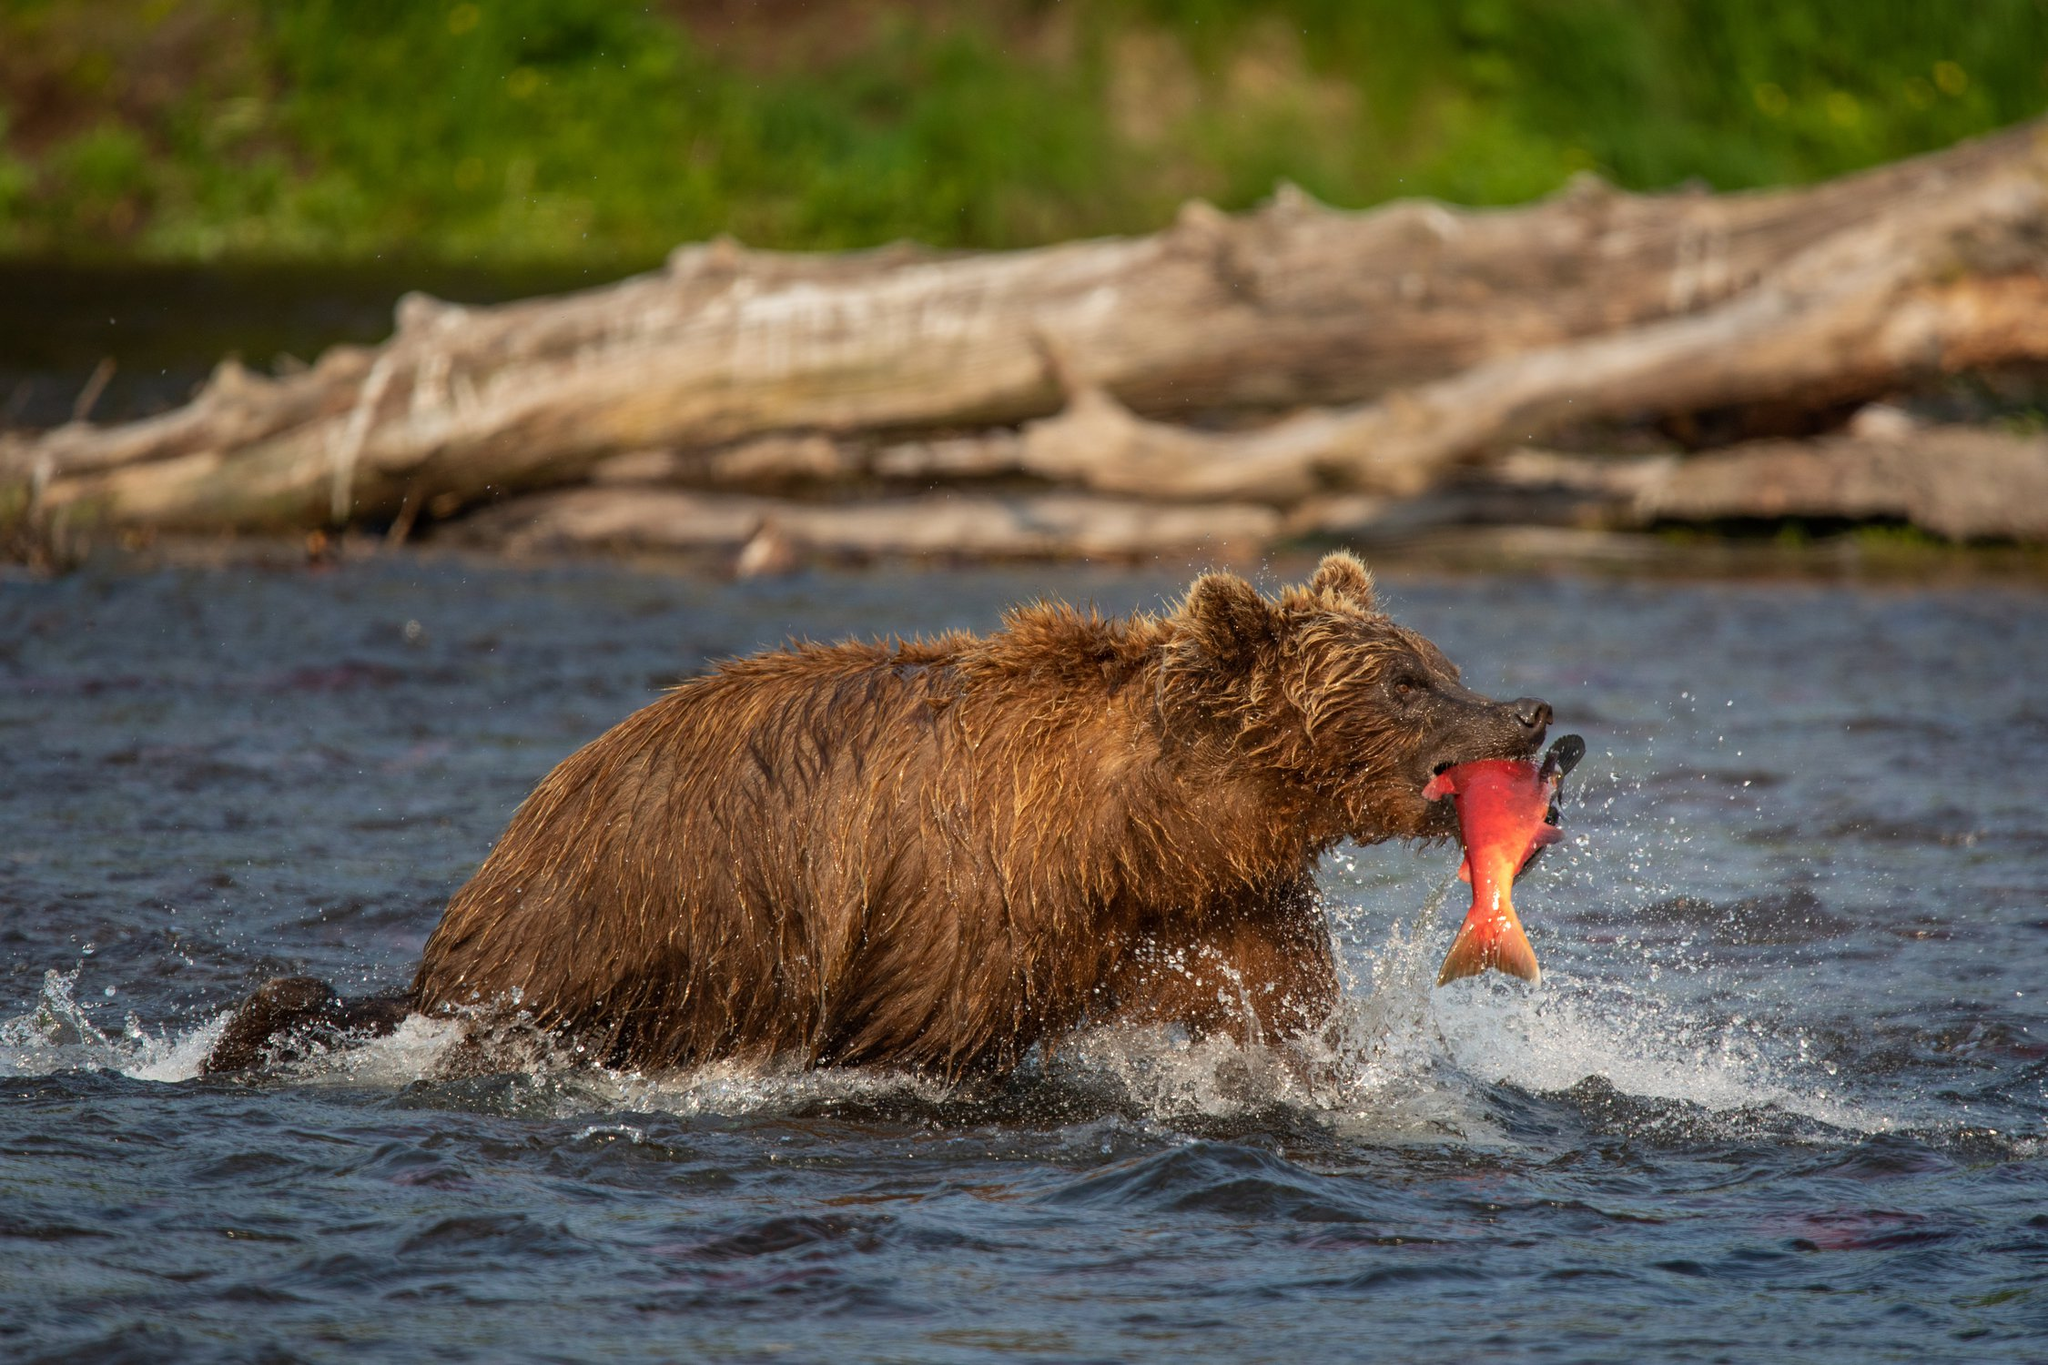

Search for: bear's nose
xmin=1512 ymin=697 xmax=1553 ymax=732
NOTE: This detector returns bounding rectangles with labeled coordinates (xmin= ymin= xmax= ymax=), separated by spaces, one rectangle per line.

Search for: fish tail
xmin=1435 ymin=898 xmax=1542 ymax=986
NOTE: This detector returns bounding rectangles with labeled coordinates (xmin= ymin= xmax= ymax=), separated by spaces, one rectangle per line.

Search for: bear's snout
xmin=1413 ymin=689 xmax=1553 ymax=786
xmin=1511 ymin=697 xmax=1553 ymax=736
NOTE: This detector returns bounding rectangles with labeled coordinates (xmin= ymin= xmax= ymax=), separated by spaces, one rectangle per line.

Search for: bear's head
xmin=1163 ymin=551 xmax=1552 ymax=843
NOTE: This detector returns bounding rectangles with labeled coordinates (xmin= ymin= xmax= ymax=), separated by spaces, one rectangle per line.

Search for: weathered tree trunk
xmin=1630 ymin=424 xmax=2048 ymax=541
xmin=6 ymin=120 xmax=2048 ymax=544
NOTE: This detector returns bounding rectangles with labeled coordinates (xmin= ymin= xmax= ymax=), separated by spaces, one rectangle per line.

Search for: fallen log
xmin=1632 ymin=424 xmax=2048 ymax=541
xmin=7 ymin=120 xmax=2048 ymax=541
xmin=459 ymin=487 xmax=1282 ymax=563
xmin=1283 ymin=421 xmax=2048 ymax=545
xmin=889 ymin=262 xmax=2048 ymax=503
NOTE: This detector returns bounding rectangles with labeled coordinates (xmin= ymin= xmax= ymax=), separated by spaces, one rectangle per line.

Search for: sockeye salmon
xmin=1423 ymin=734 xmax=1585 ymax=986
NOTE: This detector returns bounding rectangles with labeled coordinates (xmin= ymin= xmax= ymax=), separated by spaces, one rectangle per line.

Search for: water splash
xmin=1433 ymin=977 xmax=1892 ymax=1135
xmin=0 ymin=968 xmax=222 ymax=1082
xmin=0 ymin=872 xmax=1906 ymax=1147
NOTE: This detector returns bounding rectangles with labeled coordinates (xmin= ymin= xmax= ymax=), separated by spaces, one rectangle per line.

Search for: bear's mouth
xmin=1411 ymin=733 xmax=1546 ymax=812
xmin=1400 ymin=698 xmax=1551 ymax=828
xmin=1423 ymin=736 xmax=1542 ymax=782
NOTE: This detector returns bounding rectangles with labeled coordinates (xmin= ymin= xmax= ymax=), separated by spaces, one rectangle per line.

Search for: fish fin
xmin=1422 ymin=772 xmax=1454 ymax=801
xmin=1513 ymin=826 xmax=1565 ymax=880
xmin=1492 ymin=918 xmax=1542 ymax=983
xmin=1435 ymin=909 xmax=1542 ymax=986
xmin=1540 ymin=733 xmax=1585 ymax=783
xmin=1456 ymin=857 xmax=1472 ymax=884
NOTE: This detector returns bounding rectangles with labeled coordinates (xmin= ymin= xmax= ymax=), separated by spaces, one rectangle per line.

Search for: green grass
xmin=1 ymin=0 xmax=2044 ymax=268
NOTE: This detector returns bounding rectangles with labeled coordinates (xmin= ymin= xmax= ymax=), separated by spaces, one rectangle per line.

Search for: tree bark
xmin=7 ymin=119 xmax=2048 ymax=541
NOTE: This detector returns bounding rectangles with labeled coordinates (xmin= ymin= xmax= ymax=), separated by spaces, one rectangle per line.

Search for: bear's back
xmin=411 ymin=625 xmax=1149 ymax=1070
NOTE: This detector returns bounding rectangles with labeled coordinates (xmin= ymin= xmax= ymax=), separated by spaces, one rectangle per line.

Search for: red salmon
xmin=1423 ymin=735 xmax=1583 ymax=986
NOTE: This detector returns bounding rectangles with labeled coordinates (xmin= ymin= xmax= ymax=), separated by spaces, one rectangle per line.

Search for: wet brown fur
xmin=406 ymin=553 xmax=1544 ymax=1076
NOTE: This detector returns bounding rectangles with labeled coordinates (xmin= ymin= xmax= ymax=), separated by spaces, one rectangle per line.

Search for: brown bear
xmin=204 ymin=553 xmax=1551 ymax=1076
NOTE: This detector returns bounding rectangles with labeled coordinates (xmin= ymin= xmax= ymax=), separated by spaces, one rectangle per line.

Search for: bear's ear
xmin=1177 ymin=571 xmax=1275 ymax=672
xmin=1309 ymin=551 xmax=1377 ymax=612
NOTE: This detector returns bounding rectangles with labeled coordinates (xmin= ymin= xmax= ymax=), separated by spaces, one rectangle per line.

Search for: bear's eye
xmin=1394 ymin=674 xmax=1428 ymax=698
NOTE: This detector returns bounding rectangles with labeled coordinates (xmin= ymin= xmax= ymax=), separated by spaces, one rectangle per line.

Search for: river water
xmin=2 ymin=555 xmax=2043 ymax=1363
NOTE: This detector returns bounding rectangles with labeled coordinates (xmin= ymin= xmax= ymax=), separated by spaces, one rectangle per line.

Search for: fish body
xmin=1423 ymin=744 xmax=1576 ymax=985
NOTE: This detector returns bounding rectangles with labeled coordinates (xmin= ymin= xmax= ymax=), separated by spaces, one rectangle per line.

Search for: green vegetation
xmin=1 ymin=0 xmax=2044 ymax=268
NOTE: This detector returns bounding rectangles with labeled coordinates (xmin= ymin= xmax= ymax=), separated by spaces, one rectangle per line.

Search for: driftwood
xmin=1631 ymin=424 xmax=2048 ymax=541
xmin=1284 ymin=419 xmax=2048 ymax=544
xmin=459 ymin=416 xmax=2048 ymax=564
xmin=8 ymin=120 xmax=2048 ymax=553
xmin=461 ymin=487 xmax=1281 ymax=564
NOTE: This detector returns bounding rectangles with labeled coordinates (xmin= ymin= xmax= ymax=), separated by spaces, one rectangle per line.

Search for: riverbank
xmin=10 ymin=125 xmax=2048 ymax=577
xmin=11 ymin=116 xmax=2048 ymax=579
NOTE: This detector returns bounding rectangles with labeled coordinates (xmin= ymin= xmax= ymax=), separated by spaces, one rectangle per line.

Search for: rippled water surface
xmin=3 ymin=555 xmax=2045 ymax=1363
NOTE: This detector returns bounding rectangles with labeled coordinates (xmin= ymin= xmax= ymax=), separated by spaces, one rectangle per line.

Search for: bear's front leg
xmin=1097 ymin=887 xmax=1338 ymax=1047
